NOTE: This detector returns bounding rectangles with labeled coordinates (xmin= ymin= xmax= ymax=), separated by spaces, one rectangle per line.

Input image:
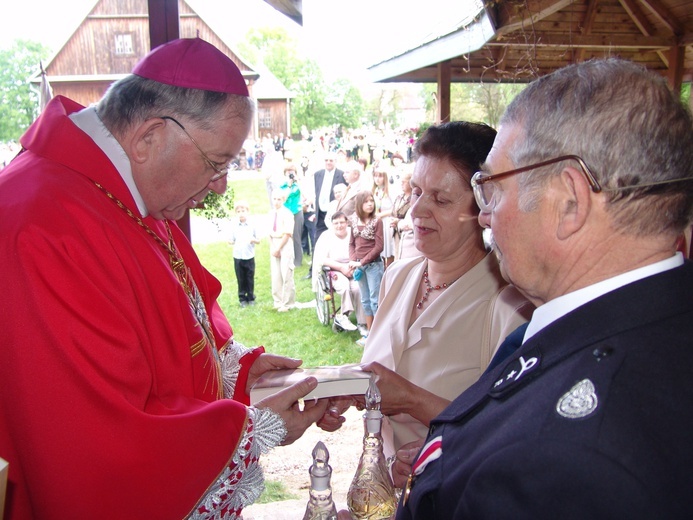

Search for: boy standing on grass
xmin=269 ymin=190 xmax=296 ymax=312
xmin=229 ymin=200 xmax=260 ymax=307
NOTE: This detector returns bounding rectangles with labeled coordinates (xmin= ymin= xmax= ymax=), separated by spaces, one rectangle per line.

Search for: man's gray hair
xmin=502 ymin=58 xmax=693 ymax=236
xmin=96 ymin=74 xmax=255 ymax=136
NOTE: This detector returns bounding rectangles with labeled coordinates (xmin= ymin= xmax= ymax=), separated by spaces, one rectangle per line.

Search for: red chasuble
xmin=0 ymin=97 xmax=269 ymax=519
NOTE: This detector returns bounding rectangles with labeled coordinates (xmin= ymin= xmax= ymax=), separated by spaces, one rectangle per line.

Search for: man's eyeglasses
xmin=472 ymin=155 xmax=602 ymax=212
xmin=472 ymin=154 xmax=693 ymax=212
xmin=161 ymin=116 xmax=236 ymax=182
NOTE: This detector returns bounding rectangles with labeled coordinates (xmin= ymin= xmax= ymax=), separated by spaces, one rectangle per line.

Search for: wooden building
xmin=34 ymin=0 xmax=292 ymax=139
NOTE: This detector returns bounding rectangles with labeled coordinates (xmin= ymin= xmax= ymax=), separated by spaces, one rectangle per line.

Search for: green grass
xmin=226 ymin=173 xmax=273 ymax=214
xmin=254 ymin=480 xmax=299 ymax=504
xmin=198 ymin=173 xmax=365 ymax=365
xmin=193 ymin=224 xmax=364 ymax=367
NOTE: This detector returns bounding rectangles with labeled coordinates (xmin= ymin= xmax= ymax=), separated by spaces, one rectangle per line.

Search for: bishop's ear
xmin=129 ymin=118 xmax=166 ymax=165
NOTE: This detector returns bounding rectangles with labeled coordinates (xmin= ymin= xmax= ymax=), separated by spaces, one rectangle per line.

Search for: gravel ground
xmin=244 ymin=407 xmax=364 ymax=519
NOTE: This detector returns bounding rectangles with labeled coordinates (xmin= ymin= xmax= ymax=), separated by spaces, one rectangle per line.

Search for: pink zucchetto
xmin=132 ymin=37 xmax=249 ymax=96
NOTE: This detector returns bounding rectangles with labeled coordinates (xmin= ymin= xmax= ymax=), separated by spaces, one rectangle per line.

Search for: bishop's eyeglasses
xmin=161 ymin=116 xmax=237 ymax=182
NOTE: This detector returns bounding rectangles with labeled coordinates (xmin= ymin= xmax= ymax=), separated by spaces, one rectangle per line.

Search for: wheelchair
xmin=314 ymin=266 xmax=344 ymax=332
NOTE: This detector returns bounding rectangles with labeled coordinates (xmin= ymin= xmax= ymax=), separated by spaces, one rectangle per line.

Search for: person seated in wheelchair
xmin=312 ymin=211 xmax=364 ymax=332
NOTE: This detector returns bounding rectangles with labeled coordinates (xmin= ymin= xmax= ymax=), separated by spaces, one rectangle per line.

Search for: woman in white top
xmin=360 ymin=122 xmax=534 ymax=462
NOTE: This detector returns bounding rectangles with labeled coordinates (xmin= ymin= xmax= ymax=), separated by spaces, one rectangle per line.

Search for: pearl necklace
xmin=416 ymin=267 xmax=459 ymax=309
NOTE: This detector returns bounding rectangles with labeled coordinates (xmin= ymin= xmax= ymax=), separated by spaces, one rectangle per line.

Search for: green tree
xmin=470 ymin=82 xmax=526 ymax=127
xmin=238 ymin=27 xmax=303 ymax=89
xmin=238 ymin=27 xmax=364 ymax=133
xmin=421 ymin=82 xmax=525 ymax=127
xmin=0 ymin=39 xmax=50 ymax=142
xmin=366 ymin=87 xmax=404 ymax=130
xmin=290 ymin=59 xmax=331 ymax=131
xmin=325 ymin=78 xmax=363 ymax=130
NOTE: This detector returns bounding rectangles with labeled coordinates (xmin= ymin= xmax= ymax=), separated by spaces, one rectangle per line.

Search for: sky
xmin=0 ymin=0 xmax=472 ymax=87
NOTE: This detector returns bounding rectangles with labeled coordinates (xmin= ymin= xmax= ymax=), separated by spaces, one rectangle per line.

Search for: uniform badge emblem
xmin=556 ymin=379 xmax=598 ymax=419
xmin=490 ymin=347 xmax=542 ymax=396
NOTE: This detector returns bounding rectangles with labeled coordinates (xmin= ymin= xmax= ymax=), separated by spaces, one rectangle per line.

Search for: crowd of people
xmin=230 ymin=124 xmax=420 ymax=349
xmin=1 ymin=35 xmax=692 ymax=520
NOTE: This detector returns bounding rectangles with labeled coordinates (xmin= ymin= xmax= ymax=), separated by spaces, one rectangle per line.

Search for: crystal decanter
xmin=346 ymin=377 xmax=397 ymax=519
xmin=303 ymin=441 xmax=338 ymax=520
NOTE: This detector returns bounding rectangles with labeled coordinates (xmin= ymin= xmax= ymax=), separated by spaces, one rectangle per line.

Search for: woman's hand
xmin=361 ymin=362 xmax=450 ymax=426
xmin=315 ymin=396 xmax=355 ymax=432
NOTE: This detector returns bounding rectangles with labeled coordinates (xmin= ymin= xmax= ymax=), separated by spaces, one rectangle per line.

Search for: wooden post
xmin=146 ymin=0 xmax=192 ymax=241
xmin=436 ymin=61 xmax=451 ymax=124
xmin=147 ymin=0 xmax=179 ymax=47
xmin=667 ymin=41 xmax=684 ymax=94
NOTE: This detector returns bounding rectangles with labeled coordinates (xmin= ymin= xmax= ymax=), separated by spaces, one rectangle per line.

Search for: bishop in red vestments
xmin=0 ymin=38 xmax=329 ymax=519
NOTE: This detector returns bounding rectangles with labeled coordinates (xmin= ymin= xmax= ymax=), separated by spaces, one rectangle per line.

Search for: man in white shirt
xmin=313 ymin=152 xmax=345 ymax=239
xmin=397 ymin=59 xmax=693 ymax=520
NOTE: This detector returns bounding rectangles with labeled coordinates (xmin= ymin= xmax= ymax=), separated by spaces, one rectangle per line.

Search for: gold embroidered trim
xmin=190 ymin=337 xmax=206 ymax=357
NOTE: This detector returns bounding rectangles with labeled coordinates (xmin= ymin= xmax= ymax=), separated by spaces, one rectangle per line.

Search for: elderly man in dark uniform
xmin=395 ymin=59 xmax=693 ymax=519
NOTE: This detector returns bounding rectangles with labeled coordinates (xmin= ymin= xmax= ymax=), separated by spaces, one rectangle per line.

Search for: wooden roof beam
xmin=494 ymin=0 xmax=576 ymax=37
xmin=262 ymin=0 xmax=302 ymax=25
xmin=618 ymin=0 xmax=669 ymax=68
xmin=485 ymin=33 xmax=673 ymax=48
xmin=581 ymin=0 xmax=600 ymax=33
xmin=576 ymin=0 xmax=600 ymax=64
xmin=619 ymin=0 xmax=656 ymax=36
xmin=638 ymin=0 xmax=683 ymax=35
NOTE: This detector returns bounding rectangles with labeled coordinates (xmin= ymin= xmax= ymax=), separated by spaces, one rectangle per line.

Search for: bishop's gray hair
xmin=96 ymin=74 xmax=255 ymax=136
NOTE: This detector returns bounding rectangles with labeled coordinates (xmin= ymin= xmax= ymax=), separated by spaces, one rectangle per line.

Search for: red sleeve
xmin=234 ymin=346 xmax=265 ymax=404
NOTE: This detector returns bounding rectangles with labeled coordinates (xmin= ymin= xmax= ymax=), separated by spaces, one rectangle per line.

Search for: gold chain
xmin=93 ymin=182 xmax=197 ymax=298
xmin=93 ymin=182 xmax=178 ymax=260
xmin=93 ymin=181 xmax=222 ymax=396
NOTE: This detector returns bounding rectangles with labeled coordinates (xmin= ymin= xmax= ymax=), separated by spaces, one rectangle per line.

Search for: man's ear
xmin=128 ymin=118 xmax=166 ymax=165
xmin=556 ymin=165 xmax=592 ymax=240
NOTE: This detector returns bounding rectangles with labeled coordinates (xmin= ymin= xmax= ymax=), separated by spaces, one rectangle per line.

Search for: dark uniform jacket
xmin=397 ymin=261 xmax=693 ymax=520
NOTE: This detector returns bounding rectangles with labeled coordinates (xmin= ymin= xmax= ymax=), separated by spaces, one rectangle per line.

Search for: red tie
xmin=273 ymin=211 xmax=277 ymax=232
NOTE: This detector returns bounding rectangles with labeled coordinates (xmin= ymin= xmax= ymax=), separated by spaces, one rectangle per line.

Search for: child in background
xmin=269 ymin=189 xmax=296 ymax=312
xmin=229 ymin=200 xmax=260 ymax=307
xmin=349 ymin=190 xmax=384 ymax=346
